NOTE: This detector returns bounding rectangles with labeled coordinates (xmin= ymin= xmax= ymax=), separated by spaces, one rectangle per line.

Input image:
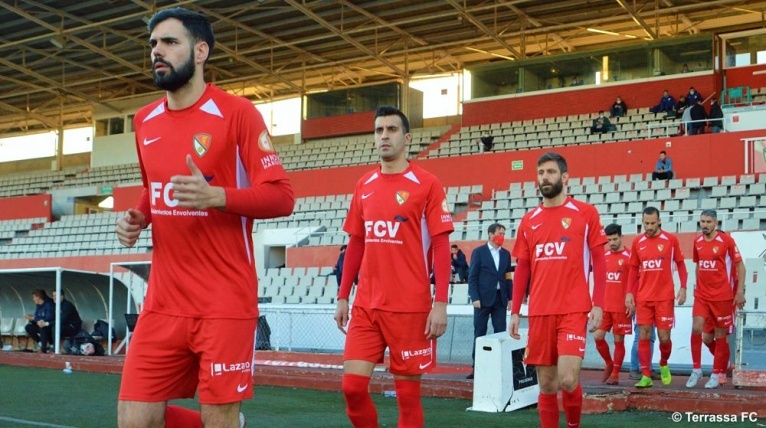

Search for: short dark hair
xmin=340 ymin=245 xmax=347 ymax=251
xmin=643 ymin=206 xmax=660 ymax=217
xmin=700 ymin=209 xmax=717 ymax=220
xmin=52 ymin=289 xmax=65 ymax=298
xmin=451 ymin=244 xmax=458 ymax=249
xmin=32 ymin=289 xmax=48 ymax=300
xmin=537 ymin=152 xmax=568 ymax=174
xmin=604 ymin=223 xmax=622 ymax=236
xmin=488 ymin=223 xmax=505 ymax=234
xmin=660 ymin=150 xmax=667 ymax=155
xmin=148 ymin=7 xmax=215 ymax=62
xmin=374 ymin=106 xmax=410 ymax=134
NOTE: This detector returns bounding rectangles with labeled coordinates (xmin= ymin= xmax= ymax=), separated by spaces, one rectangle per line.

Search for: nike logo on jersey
xmin=531 ymin=224 xmax=542 ymax=230
xmin=419 ymin=362 xmax=432 ymax=369
xmin=362 ymin=192 xmax=374 ymax=199
xmin=640 ymin=246 xmax=647 ymax=250
xmin=578 ymin=348 xmax=586 ymax=352
xmin=237 ymin=384 xmax=248 ymax=393
xmin=696 ymin=247 xmax=703 ymax=250
xmin=143 ymin=136 xmax=161 ymax=146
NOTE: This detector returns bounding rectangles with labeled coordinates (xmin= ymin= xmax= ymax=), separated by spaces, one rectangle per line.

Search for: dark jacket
xmin=658 ymin=95 xmax=675 ymax=112
xmin=33 ymin=298 xmax=55 ymax=323
xmin=334 ymin=251 xmax=345 ymax=286
xmin=709 ymin=102 xmax=723 ymax=128
xmin=690 ymin=103 xmax=707 ymax=122
xmin=451 ymin=249 xmax=468 ymax=271
xmin=468 ymin=244 xmax=513 ymax=307
xmin=610 ymin=100 xmax=628 ymax=117
xmin=60 ymin=298 xmax=82 ymax=330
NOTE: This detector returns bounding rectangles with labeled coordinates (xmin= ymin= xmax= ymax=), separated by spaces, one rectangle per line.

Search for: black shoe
xmin=466 ymin=373 xmax=474 ymax=380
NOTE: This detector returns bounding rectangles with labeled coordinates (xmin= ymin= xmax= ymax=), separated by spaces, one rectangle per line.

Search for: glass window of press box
xmin=304 ymin=83 xmax=399 ymax=119
xmin=721 ymin=29 xmax=766 ymax=68
xmin=467 ymin=35 xmax=712 ymax=100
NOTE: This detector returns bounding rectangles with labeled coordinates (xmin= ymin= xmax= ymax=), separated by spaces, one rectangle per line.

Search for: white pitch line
xmin=0 ymin=416 xmax=78 ymax=428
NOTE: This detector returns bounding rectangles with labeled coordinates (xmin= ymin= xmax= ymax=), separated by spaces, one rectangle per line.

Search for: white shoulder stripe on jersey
xmin=564 ymin=201 xmax=580 ymax=211
xmin=529 ymin=207 xmax=543 ymax=219
xmin=363 ymin=172 xmax=379 ymax=185
xmin=404 ymin=171 xmax=421 ymax=184
xmin=143 ymin=103 xmax=165 ymax=122
xmin=200 ymin=99 xmax=224 ymax=118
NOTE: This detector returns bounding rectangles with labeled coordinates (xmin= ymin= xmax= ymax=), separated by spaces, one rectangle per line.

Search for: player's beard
xmin=153 ymin=50 xmax=195 ymax=92
xmin=538 ymin=177 xmax=564 ymax=199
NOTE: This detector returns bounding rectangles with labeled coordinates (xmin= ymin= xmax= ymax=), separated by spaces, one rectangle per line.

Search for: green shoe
xmin=635 ymin=376 xmax=653 ymax=388
xmin=660 ymin=365 xmax=672 ymax=386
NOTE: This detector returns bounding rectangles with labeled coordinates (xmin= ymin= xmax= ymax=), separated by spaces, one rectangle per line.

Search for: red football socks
xmin=394 ymin=379 xmax=423 ymax=428
xmin=659 ymin=340 xmax=672 ymax=367
xmin=165 ymin=405 xmax=202 ymax=428
xmin=613 ymin=341 xmax=625 ymax=375
xmin=714 ymin=337 xmax=729 ymax=375
xmin=639 ymin=339 xmax=652 ymax=377
xmin=691 ymin=333 xmax=702 ymax=370
xmin=705 ymin=338 xmax=717 ymax=356
xmin=561 ymin=384 xmax=583 ymax=428
xmin=595 ymin=339 xmax=613 ymax=365
xmin=537 ymin=392 xmax=559 ymax=428
xmin=342 ymin=374 xmax=378 ymax=428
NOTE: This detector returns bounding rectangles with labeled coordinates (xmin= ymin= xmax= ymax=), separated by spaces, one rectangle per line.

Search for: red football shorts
xmin=344 ymin=306 xmax=436 ymax=376
xmin=526 ymin=312 xmax=588 ymax=366
xmin=695 ymin=298 xmax=735 ymax=331
xmin=118 ymin=311 xmax=257 ymax=404
xmin=599 ymin=310 xmax=633 ymax=335
xmin=636 ymin=300 xmax=675 ymax=330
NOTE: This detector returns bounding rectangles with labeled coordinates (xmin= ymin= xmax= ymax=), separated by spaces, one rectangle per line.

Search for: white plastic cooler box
xmin=467 ymin=331 xmax=539 ymax=413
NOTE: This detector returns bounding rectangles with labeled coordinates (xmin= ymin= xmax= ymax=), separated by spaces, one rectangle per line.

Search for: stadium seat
xmin=12 ymin=317 xmax=29 ymax=350
xmin=450 ymin=284 xmax=469 ymax=305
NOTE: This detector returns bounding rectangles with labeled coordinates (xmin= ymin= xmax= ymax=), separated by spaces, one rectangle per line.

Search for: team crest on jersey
xmin=561 ymin=218 xmax=571 ymax=229
xmin=618 ymin=259 xmax=624 ymax=266
xmin=713 ymin=246 xmax=719 ymax=254
xmin=441 ymin=198 xmax=450 ymax=213
xmin=396 ymin=191 xmax=409 ymax=205
xmin=193 ymin=133 xmax=211 ymax=157
xmin=657 ymin=244 xmax=664 ymax=252
xmin=258 ymin=130 xmax=275 ymax=153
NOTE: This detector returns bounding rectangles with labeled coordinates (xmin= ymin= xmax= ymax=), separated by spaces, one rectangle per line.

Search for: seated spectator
xmin=609 ymin=96 xmax=628 ymax=118
xmin=24 ymin=289 xmax=54 ymax=353
xmin=591 ymin=111 xmax=612 ymax=134
xmin=451 ymin=244 xmax=469 ymax=283
xmin=650 ymin=90 xmax=675 ymax=115
xmin=688 ymin=99 xmax=707 ymax=135
xmin=651 ymin=150 xmax=674 ymax=180
xmin=478 ymin=131 xmax=494 ymax=152
xmin=708 ymin=98 xmax=724 ymax=133
xmin=674 ymin=95 xmax=689 ymax=118
xmin=52 ymin=289 xmax=82 ymax=343
xmin=686 ymin=86 xmax=701 ymax=105
xmin=681 ymin=64 xmax=690 ymax=73
xmin=570 ymin=76 xmax=582 ymax=86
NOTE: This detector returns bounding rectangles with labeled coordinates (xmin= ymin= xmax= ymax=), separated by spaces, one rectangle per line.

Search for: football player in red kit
xmin=510 ymin=152 xmax=607 ymax=428
xmin=687 ymin=209 xmax=745 ymax=389
xmin=334 ymin=106 xmax=453 ymax=427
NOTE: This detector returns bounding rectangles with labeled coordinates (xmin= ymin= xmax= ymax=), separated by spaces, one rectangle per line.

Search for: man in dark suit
xmin=467 ymin=223 xmax=513 ymax=379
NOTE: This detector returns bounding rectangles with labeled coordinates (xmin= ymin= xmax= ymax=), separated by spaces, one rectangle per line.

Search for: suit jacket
xmin=468 ymin=243 xmax=513 ymax=307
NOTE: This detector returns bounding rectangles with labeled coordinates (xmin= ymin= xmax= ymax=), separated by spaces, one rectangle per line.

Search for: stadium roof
xmin=1 ymin=0 xmax=765 ymax=136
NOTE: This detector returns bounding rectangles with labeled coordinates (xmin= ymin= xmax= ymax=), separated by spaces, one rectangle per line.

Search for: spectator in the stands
xmin=24 ymin=289 xmax=54 ymax=353
xmin=609 ymin=96 xmax=628 ymax=118
xmin=451 ymin=244 xmax=469 ymax=283
xmin=334 ymin=244 xmax=347 ymax=287
xmin=708 ymin=98 xmax=724 ymax=133
xmin=52 ymin=289 xmax=83 ymax=342
xmin=570 ymin=75 xmax=582 ymax=86
xmin=650 ymin=90 xmax=676 ymax=115
xmin=651 ymin=151 xmax=674 ymax=181
xmin=686 ymin=87 xmax=702 ymax=105
xmin=478 ymin=131 xmax=494 ymax=153
xmin=591 ymin=111 xmax=612 ymax=134
xmin=681 ymin=64 xmax=690 ymax=73
xmin=688 ymin=99 xmax=708 ymax=135
xmin=674 ymin=95 xmax=689 ymax=119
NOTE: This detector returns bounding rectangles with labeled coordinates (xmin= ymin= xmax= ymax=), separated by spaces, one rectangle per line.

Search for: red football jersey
xmin=133 ymin=84 xmax=291 ymax=319
xmin=629 ymin=231 xmax=684 ymax=302
xmin=604 ymin=248 xmax=631 ymax=313
xmin=512 ymin=197 xmax=606 ymax=315
xmin=343 ymin=163 xmax=454 ymax=312
xmin=692 ymin=231 xmax=743 ymax=301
